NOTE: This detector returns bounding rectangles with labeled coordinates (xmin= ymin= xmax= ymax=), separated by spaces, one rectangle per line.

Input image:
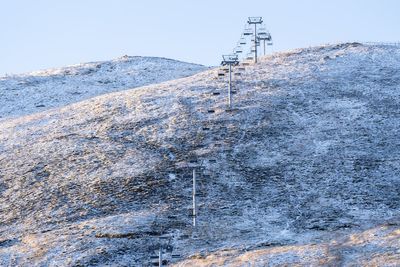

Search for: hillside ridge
xmin=0 ymin=56 xmax=207 ymax=120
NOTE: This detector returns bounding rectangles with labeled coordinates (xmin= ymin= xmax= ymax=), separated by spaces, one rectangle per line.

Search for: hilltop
xmin=0 ymin=56 xmax=207 ymax=119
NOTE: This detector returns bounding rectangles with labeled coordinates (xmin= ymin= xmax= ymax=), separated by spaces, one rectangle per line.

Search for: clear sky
xmin=1 ymin=0 xmax=399 ymax=75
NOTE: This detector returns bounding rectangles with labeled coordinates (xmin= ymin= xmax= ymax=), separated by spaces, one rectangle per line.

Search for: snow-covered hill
xmin=0 ymin=56 xmax=207 ymax=119
xmin=0 ymin=43 xmax=399 ymax=266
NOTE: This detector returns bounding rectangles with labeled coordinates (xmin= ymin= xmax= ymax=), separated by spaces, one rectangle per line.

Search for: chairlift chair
xmin=258 ymin=25 xmax=268 ymax=35
xmin=243 ymin=25 xmax=253 ymax=36
xmin=234 ymin=46 xmax=243 ymax=54
xmin=258 ymin=31 xmax=272 ymax=41
xmin=238 ymin=37 xmax=247 ymax=45
xmin=258 ymin=32 xmax=268 ymax=39
xmin=246 ymin=53 xmax=254 ymax=60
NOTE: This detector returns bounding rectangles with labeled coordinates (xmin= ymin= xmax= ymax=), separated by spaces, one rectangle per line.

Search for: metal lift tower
xmin=192 ymin=169 xmax=196 ymax=227
xmin=221 ymin=54 xmax=239 ymax=109
xmin=247 ymin=17 xmax=263 ymax=63
xmin=257 ymin=25 xmax=272 ymax=56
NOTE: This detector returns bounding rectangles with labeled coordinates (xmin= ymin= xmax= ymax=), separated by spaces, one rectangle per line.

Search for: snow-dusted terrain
xmin=0 ymin=56 xmax=207 ymax=119
xmin=0 ymin=43 xmax=399 ymax=266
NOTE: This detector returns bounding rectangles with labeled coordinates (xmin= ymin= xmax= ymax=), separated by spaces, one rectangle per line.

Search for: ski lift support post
xmin=221 ymin=54 xmax=239 ymax=109
xmin=247 ymin=17 xmax=263 ymax=63
xmin=258 ymin=31 xmax=272 ymax=55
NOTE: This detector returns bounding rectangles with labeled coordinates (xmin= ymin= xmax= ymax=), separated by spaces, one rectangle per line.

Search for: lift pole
xmin=254 ymin=24 xmax=257 ymax=63
xmin=221 ymin=54 xmax=239 ymax=110
xmin=247 ymin=17 xmax=263 ymax=63
xmin=158 ymin=248 xmax=162 ymax=267
xmin=228 ymin=64 xmax=232 ymax=108
xmin=192 ymin=169 xmax=196 ymax=227
xmin=258 ymin=32 xmax=272 ymax=56
xmin=263 ymin=39 xmax=266 ymax=55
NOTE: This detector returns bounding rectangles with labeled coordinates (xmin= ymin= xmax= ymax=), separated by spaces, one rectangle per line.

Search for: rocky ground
xmin=0 ymin=43 xmax=399 ymax=266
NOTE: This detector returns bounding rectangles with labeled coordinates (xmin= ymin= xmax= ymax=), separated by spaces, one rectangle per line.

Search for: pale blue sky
xmin=1 ymin=0 xmax=399 ymax=75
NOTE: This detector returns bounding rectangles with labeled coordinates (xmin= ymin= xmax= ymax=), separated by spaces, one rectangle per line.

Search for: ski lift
xmin=246 ymin=53 xmax=254 ymax=60
xmin=251 ymin=37 xmax=261 ymax=46
xmin=238 ymin=37 xmax=246 ymax=45
xmin=258 ymin=26 xmax=268 ymax=36
xmin=221 ymin=54 xmax=239 ymax=66
xmin=259 ymin=32 xmax=272 ymax=41
xmin=234 ymin=46 xmax=243 ymax=54
xmin=248 ymin=17 xmax=263 ymax=24
xmin=243 ymin=25 xmax=253 ymax=36
xmin=267 ymin=36 xmax=273 ymax=46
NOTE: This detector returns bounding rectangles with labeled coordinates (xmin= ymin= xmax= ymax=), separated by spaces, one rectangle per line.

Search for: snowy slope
xmin=0 ymin=56 xmax=207 ymax=119
xmin=0 ymin=43 xmax=400 ymax=266
xmin=175 ymin=219 xmax=400 ymax=266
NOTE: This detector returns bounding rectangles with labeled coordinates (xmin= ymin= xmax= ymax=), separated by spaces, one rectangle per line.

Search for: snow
xmin=0 ymin=56 xmax=207 ymax=119
xmin=175 ymin=220 xmax=400 ymax=266
xmin=0 ymin=43 xmax=400 ymax=266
